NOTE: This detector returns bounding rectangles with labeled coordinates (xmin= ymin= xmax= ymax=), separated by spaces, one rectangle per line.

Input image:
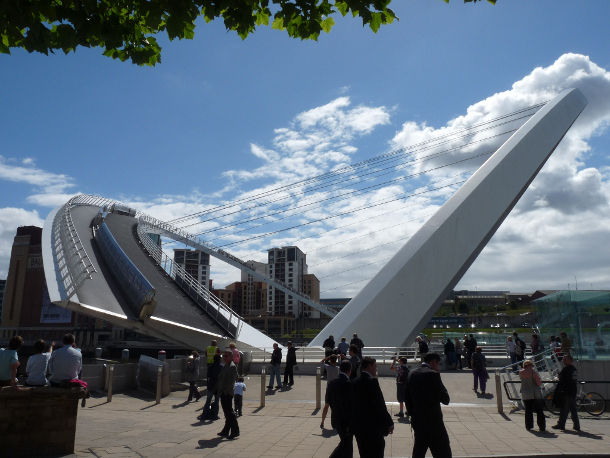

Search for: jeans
xmin=269 ymin=364 xmax=282 ymax=387
xmin=202 ymin=391 xmax=219 ymax=419
xmin=188 ymin=381 xmax=201 ymax=401
xmin=509 ymin=353 xmax=518 ymax=372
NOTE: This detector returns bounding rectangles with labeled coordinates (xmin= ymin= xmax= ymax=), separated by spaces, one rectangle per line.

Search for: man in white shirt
xmin=48 ymin=334 xmax=82 ymax=386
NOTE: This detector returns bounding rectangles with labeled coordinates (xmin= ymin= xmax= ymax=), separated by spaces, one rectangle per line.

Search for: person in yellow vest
xmin=206 ymin=340 xmax=220 ymax=367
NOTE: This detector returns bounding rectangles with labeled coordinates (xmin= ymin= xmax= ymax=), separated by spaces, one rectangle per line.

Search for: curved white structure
xmin=310 ymin=88 xmax=588 ymax=347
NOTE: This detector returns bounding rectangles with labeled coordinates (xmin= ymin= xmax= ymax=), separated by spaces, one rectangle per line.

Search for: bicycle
xmin=544 ymin=382 xmax=606 ymax=416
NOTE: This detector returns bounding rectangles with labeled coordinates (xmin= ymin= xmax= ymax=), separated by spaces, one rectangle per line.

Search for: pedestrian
xmin=519 ymin=360 xmax=545 ymax=432
xmin=229 ymin=342 xmax=241 ymax=365
xmin=350 ymin=357 xmax=393 ymax=458
xmin=0 ymin=335 xmax=23 ymax=391
xmin=320 ymin=355 xmax=340 ymax=429
xmin=552 ymin=354 xmax=580 ymax=431
xmin=560 ymin=332 xmax=572 ymax=357
xmin=389 ymin=356 xmax=410 ymax=418
xmin=206 ymin=339 xmax=220 ymax=367
xmin=350 ymin=333 xmax=364 ymax=358
xmin=406 ymin=352 xmax=452 ymax=458
xmin=199 ymin=354 xmax=222 ymax=420
xmin=234 ymin=377 xmax=246 ymax=417
xmin=347 ymin=344 xmax=360 ymax=381
xmin=454 ymin=338 xmax=463 ymax=370
xmin=25 ymin=339 xmax=54 ymax=387
xmin=506 ymin=336 xmax=517 ymax=373
xmin=471 ymin=346 xmax=488 ymax=395
xmin=186 ymin=350 xmax=202 ymax=402
xmin=513 ymin=332 xmax=526 ymax=366
xmin=337 ymin=337 xmax=349 ymax=356
xmin=323 ymin=335 xmax=336 ymax=359
xmin=466 ymin=334 xmax=477 ymax=368
xmin=444 ymin=338 xmax=457 ymax=370
xmin=416 ymin=336 xmax=428 ymax=363
xmin=283 ymin=341 xmax=297 ymax=386
xmin=327 ymin=360 xmax=353 ymax=458
xmin=322 ymin=335 xmax=335 ymax=378
xmin=215 ymin=351 xmax=239 ymax=439
xmin=267 ymin=342 xmax=282 ymax=389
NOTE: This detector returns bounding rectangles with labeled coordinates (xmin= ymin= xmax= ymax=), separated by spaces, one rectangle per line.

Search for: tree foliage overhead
xmin=0 ymin=0 xmax=495 ymax=66
xmin=0 ymin=0 xmax=398 ymax=66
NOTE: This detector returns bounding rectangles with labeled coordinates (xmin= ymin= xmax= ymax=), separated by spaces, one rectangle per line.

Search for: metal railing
xmin=136 ymin=224 xmax=242 ymax=338
xmin=249 ymin=346 xmax=419 ymax=364
xmin=52 ymin=199 xmax=98 ymax=299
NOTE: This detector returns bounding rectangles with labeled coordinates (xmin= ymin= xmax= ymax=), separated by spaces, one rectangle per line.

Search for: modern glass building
xmin=533 ymin=290 xmax=610 ymax=360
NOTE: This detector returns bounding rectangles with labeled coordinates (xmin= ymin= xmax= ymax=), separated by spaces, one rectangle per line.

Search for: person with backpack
xmin=513 ymin=332 xmax=526 ymax=366
xmin=390 ymin=356 xmax=410 ymax=418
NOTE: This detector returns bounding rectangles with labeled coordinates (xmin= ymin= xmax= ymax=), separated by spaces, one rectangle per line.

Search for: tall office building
xmin=173 ymin=249 xmax=210 ymax=287
xmin=267 ymin=246 xmax=321 ymax=317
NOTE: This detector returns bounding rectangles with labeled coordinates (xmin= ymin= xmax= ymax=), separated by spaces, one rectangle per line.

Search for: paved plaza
xmin=69 ymin=373 xmax=610 ymax=458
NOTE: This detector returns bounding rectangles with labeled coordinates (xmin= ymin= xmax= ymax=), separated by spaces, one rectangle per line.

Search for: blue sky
xmin=2 ymin=1 xmax=610 ymax=297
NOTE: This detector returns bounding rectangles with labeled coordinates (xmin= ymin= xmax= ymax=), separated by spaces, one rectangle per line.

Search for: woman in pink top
xmin=229 ymin=342 xmax=240 ymax=364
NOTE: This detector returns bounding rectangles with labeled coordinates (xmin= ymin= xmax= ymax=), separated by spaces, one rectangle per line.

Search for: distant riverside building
xmin=0 ymin=279 xmax=6 ymax=322
xmin=173 ymin=249 xmax=210 ymax=287
xmin=0 ymin=226 xmax=114 ymax=349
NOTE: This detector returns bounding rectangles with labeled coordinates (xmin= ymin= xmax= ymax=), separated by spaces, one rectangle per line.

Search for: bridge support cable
xmin=135 ymin=224 xmax=241 ymax=338
xmin=137 ymin=215 xmax=337 ymax=318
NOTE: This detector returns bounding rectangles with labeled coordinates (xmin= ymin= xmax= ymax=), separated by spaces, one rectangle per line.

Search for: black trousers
xmin=330 ymin=425 xmax=353 ymax=458
xmin=188 ymin=381 xmax=201 ymax=401
xmin=412 ymin=426 xmax=452 ymax=458
xmin=557 ymin=394 xmax=580 ymax=430
xmin=219 ymin=394 xmax=239 ymax=435
xmin=234 ymin=394 xmax=243 ymax=415
xmin=354 ymin=432 xmax=385 ymax=458
xmin=523 ymin=399 xmax=545 ymax=430
xmin=283 ymin=363 xmax=295 ymax=385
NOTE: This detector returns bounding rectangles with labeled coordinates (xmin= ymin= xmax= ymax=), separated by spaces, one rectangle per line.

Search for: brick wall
xmin=0 ymin=386 xmax=86 ymax=457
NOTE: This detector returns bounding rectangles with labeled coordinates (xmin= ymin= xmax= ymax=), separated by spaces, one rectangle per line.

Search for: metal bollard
xmin=155 ymin=366 xmax=163 ymax=404
xmin=107 ymin=365 xmax=114 ymax=403
xmin=315 ymin=367 xmax=321 ymax=410
xmin=95 ymin=347 xmax=102 ymax=359
xmin=121 ymin=348 xmax=129 ymax=363
xmin=495 ymin=370 xmax=503 ymax=414
xmin=260 ymin=367 xmax=266 ymax=408
xmin=158 ymin=350 xmax=166 ymax=361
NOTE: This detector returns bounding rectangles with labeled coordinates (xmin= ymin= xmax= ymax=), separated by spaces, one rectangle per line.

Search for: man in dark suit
xmin=215 ymin=351 xmax=239 ymax=439
xmin=406 ymin=352 xmax=451 ymax=458
xmin=349 ymin=357 xmax=393 ymax=458
xmin=327 ymin=360 xmax=353 ymax=458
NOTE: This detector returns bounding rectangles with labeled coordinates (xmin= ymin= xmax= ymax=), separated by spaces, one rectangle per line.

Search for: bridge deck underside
xmin=71 ymin=205 xmax=225 ymax=336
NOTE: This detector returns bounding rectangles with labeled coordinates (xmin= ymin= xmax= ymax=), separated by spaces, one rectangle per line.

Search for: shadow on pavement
xmin=197 ymin=437 xmax=224 ymax=449
xmin=172 ymin=400 xmax=191 ymax=409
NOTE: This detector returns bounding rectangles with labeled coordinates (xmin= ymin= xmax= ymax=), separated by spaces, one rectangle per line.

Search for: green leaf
xmin=369 ymin=12 xmax=382 ymax=33
xmin=256 ymin=10 xmax=270 ymax=27
xmin=271 ymin=17 xmax=285 ymax=31
xmin=320 ymin=17 xmax=334 ymax=34
xmin=335 ymin=1 xmax=349 ymax=16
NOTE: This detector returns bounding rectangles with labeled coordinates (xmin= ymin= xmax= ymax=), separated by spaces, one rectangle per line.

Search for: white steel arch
xmin=310 ymin=88 xmax=588 ymax=347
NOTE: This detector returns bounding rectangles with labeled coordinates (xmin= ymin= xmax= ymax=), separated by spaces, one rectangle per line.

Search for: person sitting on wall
xmin=0 ymin=336 xmax=23 ymax=391
xmin=26 ymin=339 xmax=54 ymax=387
xmin=48 ymin=334 xmax=83 ymax=387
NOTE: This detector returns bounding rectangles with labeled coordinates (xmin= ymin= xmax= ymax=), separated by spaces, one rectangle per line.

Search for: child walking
xmin=234 ymin=377 xmax=246 ymax=417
